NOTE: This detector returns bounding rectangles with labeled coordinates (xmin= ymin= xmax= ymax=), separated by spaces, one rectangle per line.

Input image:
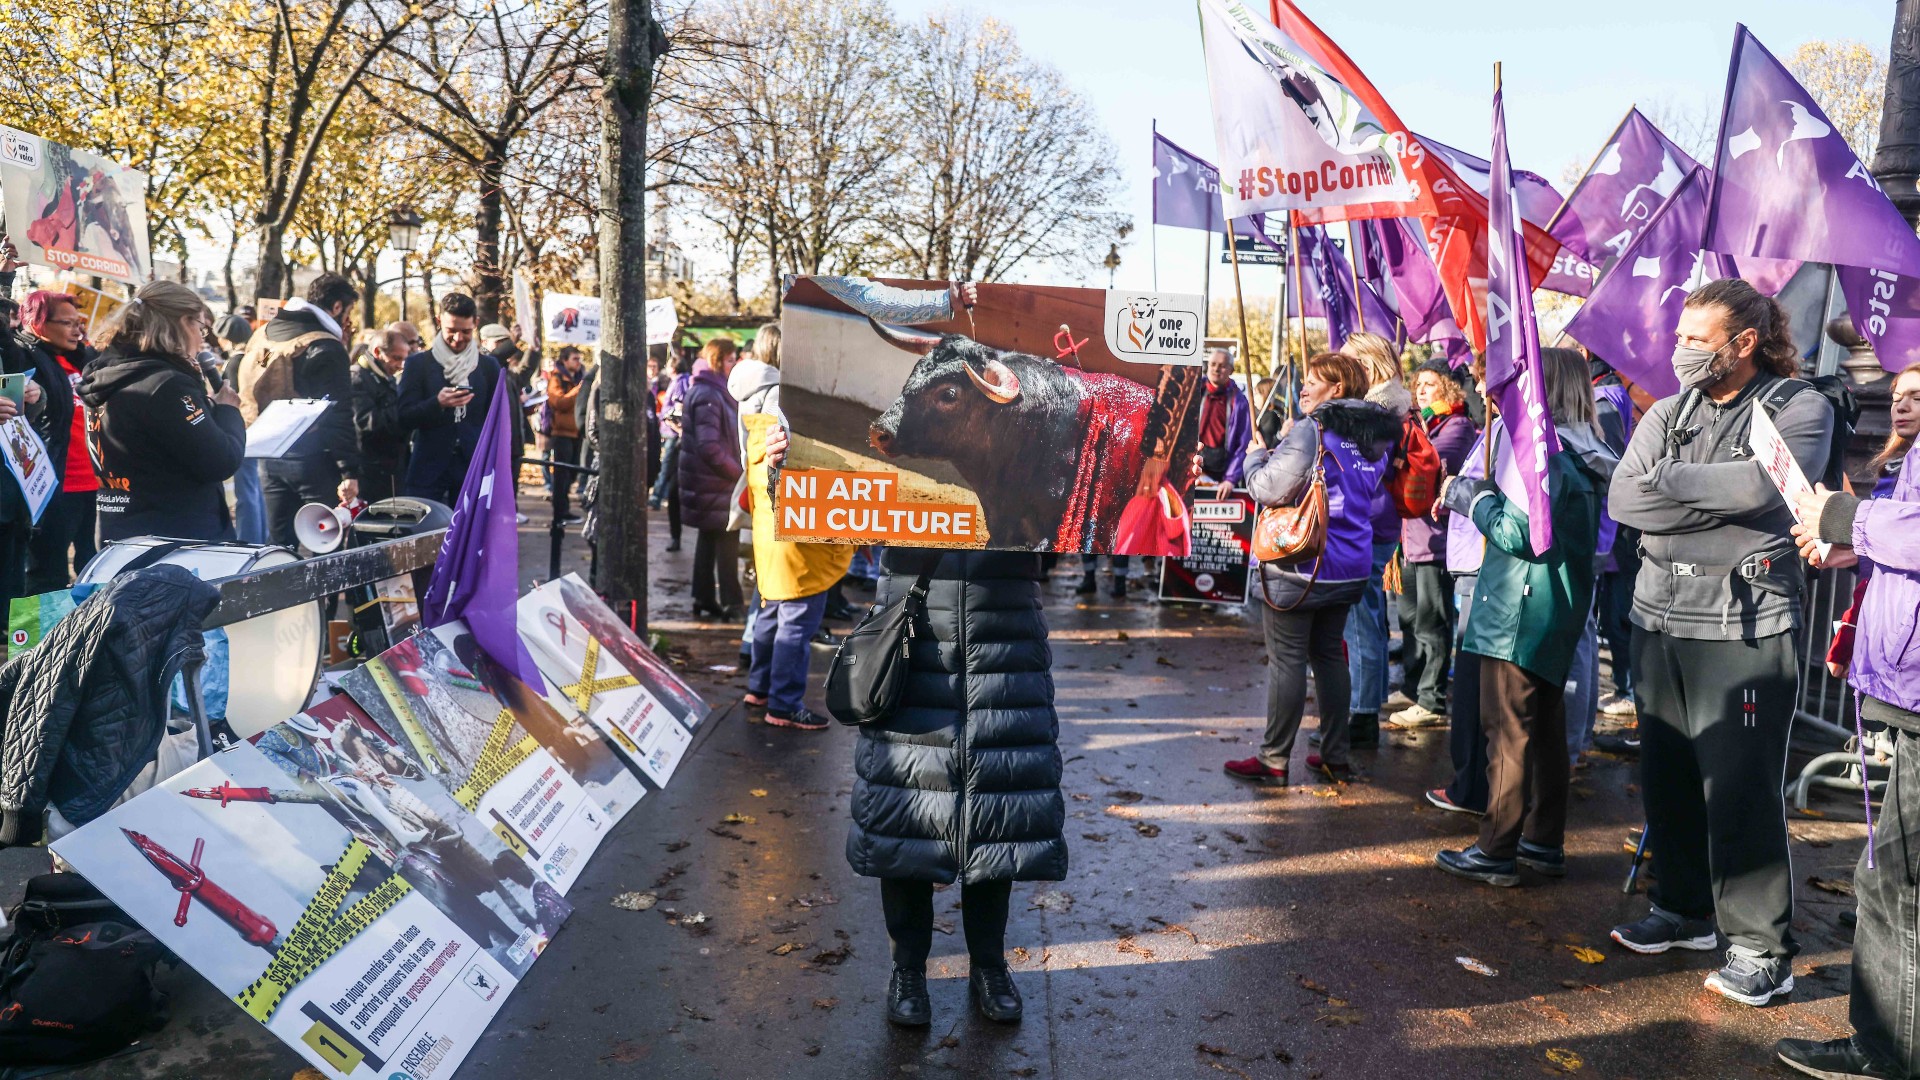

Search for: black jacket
xmin=0 ymin=564 xmax=218 ymax=845
xmin=396 ymin=350 xmax=504 ymax=500
xmin=79 ymin=349 xmax=245 ymax=542
xmin=260 ymin=306 xmax=359 ymax=477
xmin=846 ymin=549 xmax=1068 ymax=885
xmin=349 ymin=359 xmax=407 ymax=478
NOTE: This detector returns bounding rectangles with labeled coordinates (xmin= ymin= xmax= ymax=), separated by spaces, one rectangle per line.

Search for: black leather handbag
xmin=825 ymin=572 xmax=933 ymax=726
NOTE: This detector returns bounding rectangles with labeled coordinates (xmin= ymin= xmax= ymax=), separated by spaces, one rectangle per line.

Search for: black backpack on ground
xmin=0 ymin=874 xmax=168 ymax=1070
xmin=825 ymin=572 xmax=933 ymax=726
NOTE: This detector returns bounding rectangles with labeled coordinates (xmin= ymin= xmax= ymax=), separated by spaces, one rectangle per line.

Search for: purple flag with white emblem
xmin=1485 ymin=85 xmax=1559 ymax=556
xmin=1563 ymin=168 xmax=1724 ymax=398
xmin=1355 ymin=218 xmax=1455 ymax=341
xmin=1152 ymin=132 xmax=1282 ymax=252
xmin=1706 ymin=25 xmax=1920 ymax=278
xmin=1556 ymin=108 xmax=1699 ymax=271
xmin=422 ymin=370 xmax=546 ymax=692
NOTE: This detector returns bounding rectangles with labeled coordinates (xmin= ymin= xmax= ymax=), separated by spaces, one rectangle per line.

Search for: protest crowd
xmin=3 ymin=1 xmax=1920 ymax=1078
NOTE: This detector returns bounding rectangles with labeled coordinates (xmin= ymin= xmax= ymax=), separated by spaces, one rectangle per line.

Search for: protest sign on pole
xmin=645 ymin=297 xmax=679 ymax=346
xmin=541 ymin=292 xmax=603 ymax=346
xmin=1159 ymin=492 xmax=1255 ymax=604
xmin=511 ymin=271 xmax=539 ymax=348
xmin=0 ymin=125 xmax=152 ymax=284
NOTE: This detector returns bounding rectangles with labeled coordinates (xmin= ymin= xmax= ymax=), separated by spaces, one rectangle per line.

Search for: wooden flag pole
xmin=1224 ymin=215 xmax=1255 ymax=390
xmin=1347 ymin=224 xmax=1367 ymax=332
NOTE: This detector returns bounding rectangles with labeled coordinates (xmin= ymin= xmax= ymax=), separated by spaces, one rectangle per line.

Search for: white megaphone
xmin=294 ymin=502 xmax=353 ymax=553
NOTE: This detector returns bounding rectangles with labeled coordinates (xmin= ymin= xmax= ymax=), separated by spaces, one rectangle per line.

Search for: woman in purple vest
xmin=1225 ymin=352 xmax=1398 ymax=785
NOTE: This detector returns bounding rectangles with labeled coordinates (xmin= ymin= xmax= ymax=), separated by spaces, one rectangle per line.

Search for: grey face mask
xmin=1670 ymin=341 xmax=1736 ymax=390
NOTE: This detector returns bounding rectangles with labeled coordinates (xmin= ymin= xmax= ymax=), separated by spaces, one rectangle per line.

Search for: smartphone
xmin=0 ymin=373 xmax=24 ymax=411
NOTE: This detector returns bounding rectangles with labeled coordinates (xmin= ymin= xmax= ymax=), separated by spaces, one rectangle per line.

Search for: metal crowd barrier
xmin=1789 ymin=563 xmax=1891 ymax=810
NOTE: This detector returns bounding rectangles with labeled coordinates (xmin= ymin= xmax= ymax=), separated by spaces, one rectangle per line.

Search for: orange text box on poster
xmin=775 ymin=470 xmax=979 ymax=544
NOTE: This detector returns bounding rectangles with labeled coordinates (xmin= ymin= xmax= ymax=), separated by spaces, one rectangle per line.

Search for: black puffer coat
xmin=0 ymin=565 xmax=219 ymax=845
xmin=846 ymin=549 xmax=1067 ymax=884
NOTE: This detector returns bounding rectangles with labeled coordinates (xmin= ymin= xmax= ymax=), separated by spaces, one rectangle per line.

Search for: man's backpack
xmin=0 ymin=873 xmax=168 ymax=1067
xmin=1760 ymin=375 xmax=1859 ymax=492
xmin=234 ymin=329 xmax=333 ymax=426
xmin=1386 ymin=412 xmax=1445 ymax=518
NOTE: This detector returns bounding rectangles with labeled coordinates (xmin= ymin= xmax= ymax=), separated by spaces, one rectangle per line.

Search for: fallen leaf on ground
xmin=1196 ymin=1043 xmax=1229 ymax=1055
xmin=749 ymin=789 xmax=768 ymax=798
xmin=1442 ymin=1008 xmax=1474 ymax=1028
xmin=1456 ymin=956 xmax=1498 ymax=977
xmin=681 ymin=1004 xmax=713 ymax=1021
xmin=1156 ymin=655 xmax=1175 ymax=666
xmin=611 ymin=891 xmax=658 ymax=911
xmin=939 ymin=1035 xmax=959 ymax=1048
xmin=812 ymin=997 xmax=838 ymax=1009
xmin=601 ymin=1039 xmax=650 ymax=1063
xmin=1030 ymin=890 xmax=1074 ymax=913
xmin=1565 ymin=946 xmax=1605 ymax=964
xmin=663 ymin=839 xmax=690 ymax=852
xmin=1134 ymin=823 xmax=1162 ymax=838
xmin=1082 ymin=832 xmax=1109 ymax=842
xmin=792 ymin=893 xmax=839 ymax=909
xmin=770 ymin=941 xmax=807 ymax=956
xmin=721 ymin=813 xmax=757 ymax=825
xmin=1115 ymin=631 xmax=1130 ymax=641
xmin=1109 ymin=790 xmax=1145 ymax=803
xmin=1809 ymin=876 xmax=1855 ymax=896
xmin=804 ymin=1046 xmax=821 ymax=1056
xmin=1222 ymin=830 xmax=1247 ymax=844
xmin=681 ymin=912 xmax=708 ymax=926
xmin=811 ymin=944 xmax=853 ymax=965
xmin=1545 ymin=1047 xmax=1583 ymax=1072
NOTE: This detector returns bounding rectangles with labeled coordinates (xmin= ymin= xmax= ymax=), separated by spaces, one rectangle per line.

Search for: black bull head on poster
xmin=864 ymin=318 xmax=1201 ymax=551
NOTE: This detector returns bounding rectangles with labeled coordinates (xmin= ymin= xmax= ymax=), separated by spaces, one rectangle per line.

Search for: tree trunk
xmin=595 ymin=0 xmax=661 ymax=631
xmin=254 ymin=222 xmax=288 ymax=301
xmin=222 ymin=237 xmax=239 ymax=309
xmin=361 ymin=253 xmax=378 ymax=328
xmin=475 ymin=151 xmax=508 ymax=325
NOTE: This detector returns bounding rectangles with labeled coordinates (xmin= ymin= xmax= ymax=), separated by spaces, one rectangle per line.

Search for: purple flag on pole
xmin=1485 ymin=85 xmax=1560 ymax=556
xmin=1706 ymin=25 xmax=1920 ymax=278
xmin=1835 ymin=264 xmax=1920 ymax=373
xmin=1562 ymin=168 xmax=1725 ymax=398
xmin=1152 ymin=132 xmax=1281 ymax=251
xmin=1416 ymin=132 xmax=1598 ymax=297
xmin=1557 ymin=108 xmax=1699 ymax=270
xmin=1356 ymin=218 xmax=1455 ymax=341
xmin=1298 ymin=225 xmax=1359 ymax=349
xmin=422 ymin=370 xmax=547 ymax=692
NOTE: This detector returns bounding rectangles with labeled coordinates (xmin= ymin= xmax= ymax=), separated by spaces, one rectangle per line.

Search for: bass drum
xmin=75 ymin=539 xmax=322 ymax=740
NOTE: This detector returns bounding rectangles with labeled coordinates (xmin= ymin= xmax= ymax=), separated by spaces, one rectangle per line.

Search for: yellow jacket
xmin=741 ymin=413 xmax=853 ymax=601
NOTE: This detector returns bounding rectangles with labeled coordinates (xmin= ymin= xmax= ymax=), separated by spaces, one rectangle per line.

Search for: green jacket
xmin=1458 ymin=450 xmax=1602 ymax=685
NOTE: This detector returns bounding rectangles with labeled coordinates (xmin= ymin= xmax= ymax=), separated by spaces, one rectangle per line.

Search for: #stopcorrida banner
xmin=1158 ymin=491 xmax=1255 ymax=605
xmin=773 ymin=276 xmax=1212 ymax=555
xmin=0 ymin=125 xmax=152 ymax=284
xmin=53 ymin=743 xmax=521 ymax=1080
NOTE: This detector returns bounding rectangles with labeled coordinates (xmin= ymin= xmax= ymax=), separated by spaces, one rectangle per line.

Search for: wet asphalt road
xmin=5 ymin=496 xmax=1872 ymax=1080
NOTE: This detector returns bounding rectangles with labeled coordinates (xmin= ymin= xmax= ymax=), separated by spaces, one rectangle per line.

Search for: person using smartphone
xmin=397 ymin=293 xmax=499 ymax=506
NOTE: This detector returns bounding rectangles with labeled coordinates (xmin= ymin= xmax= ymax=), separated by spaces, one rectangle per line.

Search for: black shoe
xmin=824 ymin=601 xmax=858 ymax=621
xmin=1515 ymin=839 xmax=1566 ymax=877
xmin=970 ymin=966 xmax=1023 ymax=1023
xmin=1610 ymin=912 xmax=1717 ymax=954
xmin=1705 ymin=952 xmax=1794 ymax=1007
xmin=666 ymin=540 xmax=682 ymax=553
xmin=737 ymin=648 xmax=752 ymax=667
xmin=765 ymin=707 xmax=830 ymax=731
xmin=1775 ymin=1036 xmax=1902 ymax=1079
xmin=887 ymin=967 xmax=931 ymax=1028
xmin=1110 ymin=578 xmax=1128 ymax=599
xmin=1074 ymin=574 xmax=1098 ymax=596
xmin=1349 ymin=712 xmax=1379 ymax=748
xmin=693 ymin=602 xmax=721 ymax=620
xmin=1435 ymin=844 xmax=1520 ymax=887
xmin=811 ymin=628 xmax=839 ymax=648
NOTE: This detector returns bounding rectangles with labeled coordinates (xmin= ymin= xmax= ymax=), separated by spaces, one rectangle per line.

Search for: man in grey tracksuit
xmin=1606 ymin=279 xmax=1834 ymax=1008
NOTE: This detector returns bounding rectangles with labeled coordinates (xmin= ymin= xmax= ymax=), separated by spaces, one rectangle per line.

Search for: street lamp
xmin=387 ymin=206 xmax=424 ymax=323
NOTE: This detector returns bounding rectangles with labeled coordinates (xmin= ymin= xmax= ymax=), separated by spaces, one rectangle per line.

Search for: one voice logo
xmin=1104 ymin=292 xmax=1204 ymax=365
xmin=0 ymin=126 xmax=40 ymax=170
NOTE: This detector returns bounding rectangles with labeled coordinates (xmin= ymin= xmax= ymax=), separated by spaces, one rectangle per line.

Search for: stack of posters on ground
xmin=1158 ymin=491 xmax=1255 ymax=605
xmin=54 ymin=587 xmax=707 ymax=1080
xmin=516 ymin=573 xmax=708 ymax=788
xmin=773 ymin=276 xmax=1211 ymax=555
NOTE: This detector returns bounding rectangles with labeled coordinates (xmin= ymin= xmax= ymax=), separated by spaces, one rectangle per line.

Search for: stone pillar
xmin=1873 ymin=0 xmax=1920 ymax=223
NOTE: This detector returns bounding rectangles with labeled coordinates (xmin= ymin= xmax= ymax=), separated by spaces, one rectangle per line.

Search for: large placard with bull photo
xmin=0 ymin=125 xmax=153 ymax=284
xmin=773 ymin=277 xmax=1210 ymax=554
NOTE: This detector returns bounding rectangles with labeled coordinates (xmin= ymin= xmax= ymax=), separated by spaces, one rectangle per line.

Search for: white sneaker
xmin=1389 ymin=703 xmax=1447 ymax=729
xmin=1600 ymin=694 xmax=1637 ymax=718
xmin=515 ymin=512 xmax=530 ymax=525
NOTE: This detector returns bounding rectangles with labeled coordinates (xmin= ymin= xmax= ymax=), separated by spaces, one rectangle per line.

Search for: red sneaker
xmin=1223 ymin=757 xmax=1288 ymax=786
xmin=1305 ymin=754 xmax=1354 ymax=782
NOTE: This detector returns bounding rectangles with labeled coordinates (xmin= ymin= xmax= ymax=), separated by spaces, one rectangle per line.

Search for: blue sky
xmin=888 ymin=0 xmax=1893 ymax=294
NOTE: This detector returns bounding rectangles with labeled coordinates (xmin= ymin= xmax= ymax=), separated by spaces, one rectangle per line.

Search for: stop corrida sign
xmin=1159 ymin=492 xmax=1254 ymax=605
xmin=776 ymin=469 xmax=980 ymax=545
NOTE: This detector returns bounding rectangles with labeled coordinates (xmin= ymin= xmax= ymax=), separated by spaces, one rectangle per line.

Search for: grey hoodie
xmin=1608 ymin=373 xmax=1833 ymax=640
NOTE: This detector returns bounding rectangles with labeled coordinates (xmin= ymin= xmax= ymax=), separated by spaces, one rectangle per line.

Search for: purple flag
xmin=1557 ymin=109 xmax=1699 ymax=270
xmin=1356 ymin=218 xmax=1455 ymax=340
xmin=422 ymin=370 xmax=546 ymax=692
xmin=1152 ymin=132 xmax=1282 ymax=251
xmin=1707 ymin=25 xmax=1920 ymax=278
xmin=1562 ymin=168 xmax=1726 ymax=398
xmin=1835 ymin=264 xmax=1920 ymax=373
xmin=1485 ymin=86 xmax=1560 ymax=556
xmin=1416 ymin=132 xmax=1598 ymax=297
xmin=1299 ymin=225 xmax=1359 ymax=349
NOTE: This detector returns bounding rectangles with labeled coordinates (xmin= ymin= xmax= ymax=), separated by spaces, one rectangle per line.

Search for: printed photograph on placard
xmin=52 ymin=746 xmax=517 ymax=1080
xmin=0 ymin=125 xmax=153 ymax=284
xmin=251 ymin=694 xmax=571 ymax=979
xmin=773 ymin=277 xmax=1211 ymax=554
xmin=1159 ymin=491 xmax=1255 ymax=605
xmin=518 ymin=574 xmax=707 ymax=787
xmin=336 ymin=633 xmax=614 ymax=893
xmin=428 ymin=622 xmax=648 ymax=817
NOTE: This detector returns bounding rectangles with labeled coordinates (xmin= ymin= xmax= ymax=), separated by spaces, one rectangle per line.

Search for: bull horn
xmin=964 ymin=358 xmax=1021 ymax=404
xmin=865 ymin=316 xmax=940 ymax=356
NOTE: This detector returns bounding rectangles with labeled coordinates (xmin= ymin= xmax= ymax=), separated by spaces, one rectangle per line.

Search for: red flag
xmin=1264 ymin=0 xmax=1557 ymax=351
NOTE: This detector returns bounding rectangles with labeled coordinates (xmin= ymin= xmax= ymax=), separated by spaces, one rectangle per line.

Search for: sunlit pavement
xmin=8 ymin=492 xmax=1867 ymax=1079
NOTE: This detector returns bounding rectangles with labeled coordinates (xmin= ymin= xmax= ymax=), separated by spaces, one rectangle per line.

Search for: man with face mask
xmin=1606 ymin=278 xmax=1835 ymax=1008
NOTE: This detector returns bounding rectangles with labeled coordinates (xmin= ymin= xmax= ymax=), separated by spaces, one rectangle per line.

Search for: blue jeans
xmin=1343 ymin=541 xmax=1395 ymax=715
xmin=1564 ymin=590 xmax=1600 ymax=763
xmin=748 ymin=590 xmax=830 ymax=717
xmin=233 ymin=458 xmax=267 ymax=545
